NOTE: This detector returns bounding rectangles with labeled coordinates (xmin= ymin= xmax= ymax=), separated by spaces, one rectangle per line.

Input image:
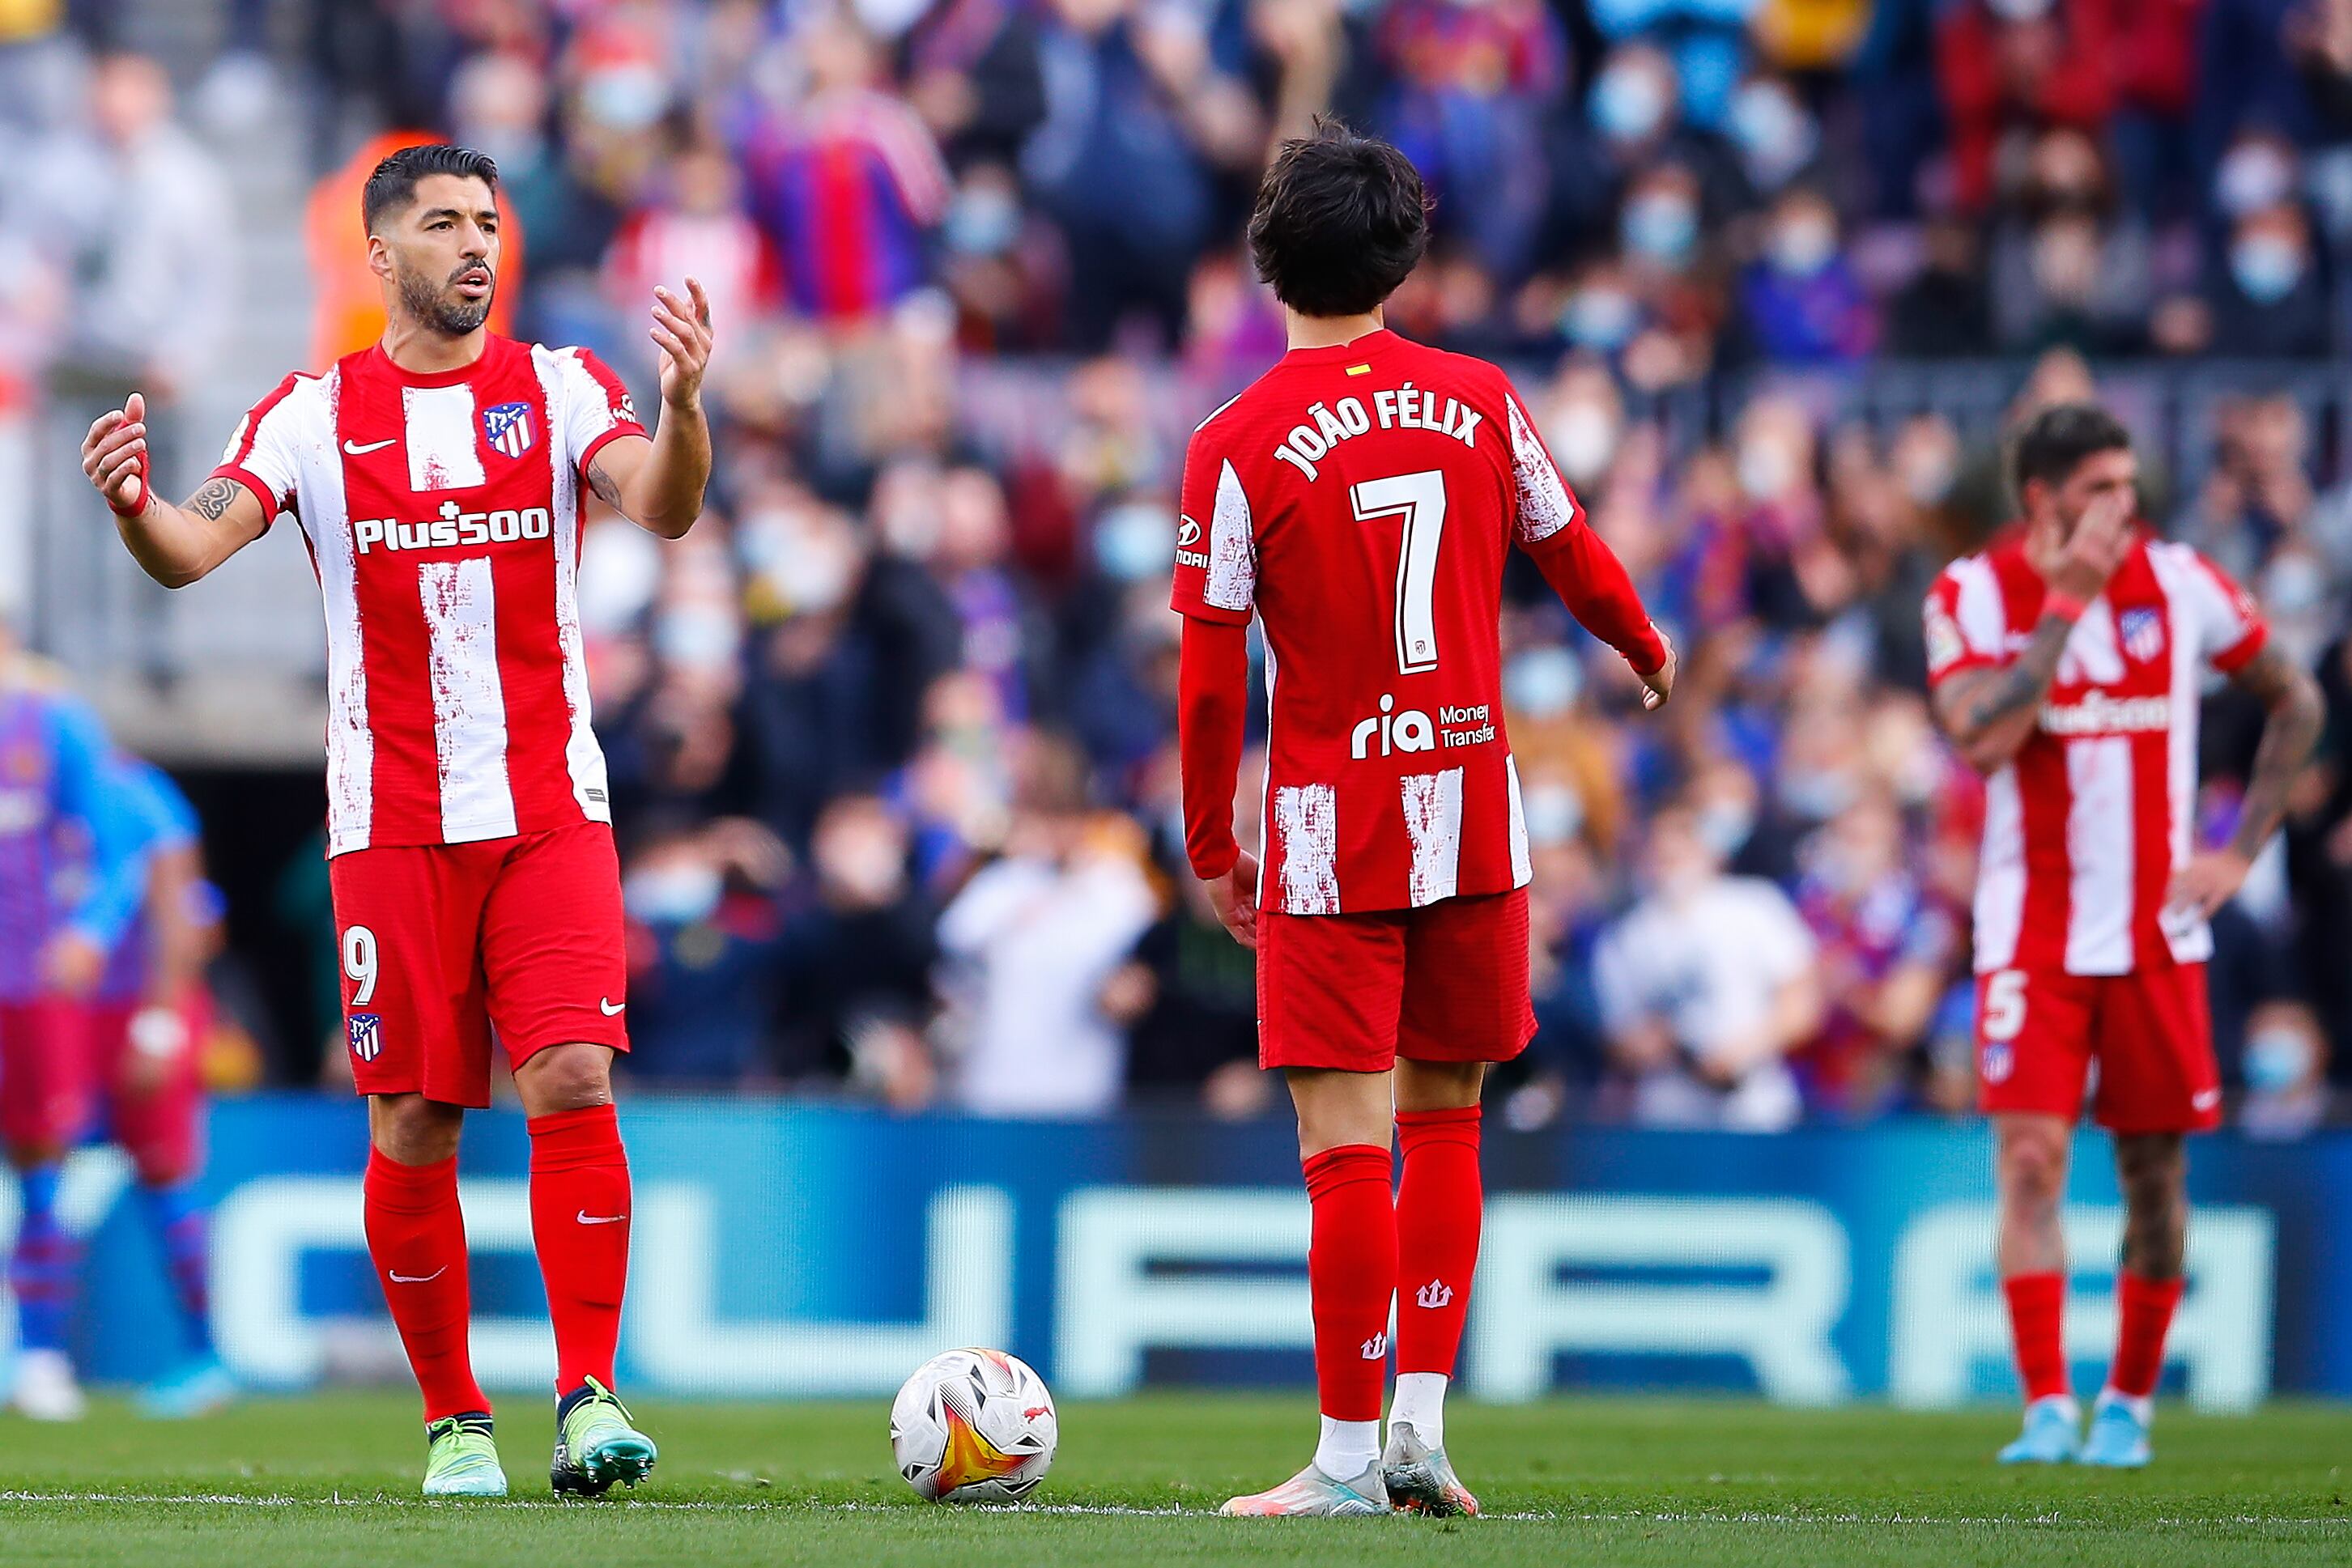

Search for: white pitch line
xmin=0 ymin=1493 xmax=2342 ymax=1530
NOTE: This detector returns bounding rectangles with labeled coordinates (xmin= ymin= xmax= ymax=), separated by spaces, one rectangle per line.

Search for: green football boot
xmin=551 ymin=1377 xmax=657 ymax=1497
xmin=423 ymin=1412 xmax=508 ymax=1498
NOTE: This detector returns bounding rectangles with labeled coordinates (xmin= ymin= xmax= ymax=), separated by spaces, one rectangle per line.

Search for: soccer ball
xmin=889 ymin=1348 xmax=1057 ymax=1503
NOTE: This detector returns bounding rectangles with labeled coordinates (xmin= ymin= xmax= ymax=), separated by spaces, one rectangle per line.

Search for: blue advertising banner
xmin=14 ymin=1097 xmax=2351 ymax=1404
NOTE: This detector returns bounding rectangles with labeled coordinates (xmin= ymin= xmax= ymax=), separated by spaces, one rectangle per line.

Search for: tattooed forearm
xmin=184 ymin=477 xmax=239 ymax=523
xmin=1955 ymin=611 xmax=2075 ymax=731
xmin=2227 ymin=644 xmax=2325 ymax=860
xmin=585 ymin=458 xmax=624 ymax=512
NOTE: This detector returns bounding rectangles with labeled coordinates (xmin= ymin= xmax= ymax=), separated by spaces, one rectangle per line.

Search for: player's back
xmin=1176 ymin=329 xmax=1562 ymax=914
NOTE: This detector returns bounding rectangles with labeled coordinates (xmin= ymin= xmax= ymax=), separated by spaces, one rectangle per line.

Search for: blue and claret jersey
xmin=0 ymin=676 xmax=149 ymax=1001
xmin=94 ymin=758 xmax=205 ymax=1005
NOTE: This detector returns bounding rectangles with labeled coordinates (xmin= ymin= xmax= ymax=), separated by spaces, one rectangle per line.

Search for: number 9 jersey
xmin=1171 ymin=328 xmax=1592 ymax=916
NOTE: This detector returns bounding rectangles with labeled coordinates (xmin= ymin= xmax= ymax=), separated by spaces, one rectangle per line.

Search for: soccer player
xmin=1175 ymin=123 xmax=1673 ymax=1517
xmin=1925 ymin=404 xmax=2322 ymax=1468
xmin=0 ymin=624 xmax=150 ymax=1422
xmin=89 ymin=755 xmax=234 ymax=1417
xmin=79 ymin=144 xmax=715 ymax=1496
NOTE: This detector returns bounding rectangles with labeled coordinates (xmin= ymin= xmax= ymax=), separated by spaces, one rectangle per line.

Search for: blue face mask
xmin=1562 ymin=287 xmax=1640 ymax=351
xmin=1623 ymin=193 xmax=1698 ymax=267
xmin=945 ymin=185 xmax=1021 ymax=257
xmin=625 ymin=864 xmax=722 ymax=925
xmin=1590 ymin=66 xmax=1669 ymax=143
xmin=1094 ymin=503 xmax=1173 ymax=582
xmin=2231 ymin=235 xmax=2304 ymax=305
xmin=1504 ymin=645 xmax=1584 ymax=718
xmin=2244 ymin=1027 xmax=2312 ymax=1092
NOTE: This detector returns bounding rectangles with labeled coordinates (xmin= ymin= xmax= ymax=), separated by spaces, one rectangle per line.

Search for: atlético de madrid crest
xmin=483 ymin=400 xmax=536 ymax=459
xmin=2118 ymin=606 xmax=2166 ymax=662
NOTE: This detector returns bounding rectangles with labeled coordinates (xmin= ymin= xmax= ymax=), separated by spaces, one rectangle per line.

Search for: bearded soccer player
xmin=1176 ymin=123 xmax=1673 ymax=1518
xmin=79 ymin=145 xmax=714 ymax=1497
xmin=1925 ymin=404 xmax=2320 ymax=1468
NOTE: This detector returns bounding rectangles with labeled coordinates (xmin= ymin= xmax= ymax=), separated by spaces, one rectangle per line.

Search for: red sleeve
xmin=1178 ymin=615 xmax=1251 ymax=882
xmin=564 ymin=347 xmax=650 ymax=480
xmin=1169 ymin=418 xmax=1256 ymax=627
xmin=1523 ymin=523 xmax=1666 ymax=674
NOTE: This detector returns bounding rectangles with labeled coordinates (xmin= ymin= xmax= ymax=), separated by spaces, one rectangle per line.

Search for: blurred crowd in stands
xmin=6 ymin=0 xmax=2352 ymax=1128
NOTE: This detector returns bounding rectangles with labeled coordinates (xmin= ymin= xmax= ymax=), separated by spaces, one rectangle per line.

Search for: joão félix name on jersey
xmin=1272 ymin=385 xmax=1485 ymax=482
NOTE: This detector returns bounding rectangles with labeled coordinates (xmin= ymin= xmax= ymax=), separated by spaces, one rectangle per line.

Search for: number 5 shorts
xmin=328 ymin=820 xmax=630 ymax=1107
xmin=1973 ymin=961 xmax=2219 ymax=1133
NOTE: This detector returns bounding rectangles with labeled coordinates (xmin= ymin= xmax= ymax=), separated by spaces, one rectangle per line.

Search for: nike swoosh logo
xmin=342 ymin=438 xmax=396 ymax=455
xmin=599 ymin=997 xmax=626 ymax=1016
xmin=388 ymin=1266 xmax=447 ymax=1283
xmin=576 ymin=1211 xmax=627 ymax=1226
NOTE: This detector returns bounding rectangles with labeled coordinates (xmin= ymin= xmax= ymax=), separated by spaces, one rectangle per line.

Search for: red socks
xmin=2108 ymin=1272 xmax=2184 ymax=1400
xmin=528 ymin=1103 xmax=632 ymax=1394
xmin=1395 ymin=1107 xmax=1480 ymax=1378
xmin=364 ymin=1149 xmax=487 ymax=1421
xmin=2003 ymin=1272 xmax=2069 ymax=1403
xmin=1302 ymin=1143 xmax=1396 ymax=1423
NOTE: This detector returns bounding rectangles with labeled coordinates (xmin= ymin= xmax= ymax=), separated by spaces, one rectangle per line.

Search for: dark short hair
xmin=362 ymin=144 xmax=500 ymax=235
xmin=2011 ymin=402 xmax=2133 ymax=496
xmin=1247 ymin=118 xmax=1430 ymax=317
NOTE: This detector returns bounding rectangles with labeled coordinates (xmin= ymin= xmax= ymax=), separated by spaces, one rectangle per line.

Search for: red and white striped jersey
xmin=211 ymin=334 xmax=648 ymax=856
xmin=1172 ymin=329 xmax=1584 ymax=914
xmin=1924 ymin=529 xmax=2267 ymax=975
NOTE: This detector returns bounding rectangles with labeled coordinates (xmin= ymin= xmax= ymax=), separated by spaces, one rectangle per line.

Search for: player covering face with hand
xmin=1925 ymin=405 xmax=2322 ymax=1468
xmin=80 ymin=144 xmax=717 ymax=1498
xmin=1174 ymin=121 xmax=1673 ymax=1518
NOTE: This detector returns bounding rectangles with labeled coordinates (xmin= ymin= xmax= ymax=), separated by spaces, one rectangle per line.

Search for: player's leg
xmin=1381 ymin=886 xmax=1535 ymax=1515
xmin=1975 ymin=965 xmax=2094 ymax=1462
xmin=1993 ymin=1111 xmax=2077 ymax=1460
xmin=2081 ymin=961 xmax=2214 ymax=1468
xmin=2 ymin=1000 xmax=94 ymax=1420
xmin=479 ymin=822 xmax=649 ymax=1496
xmin=332 ymin=843 xmax=505 ymax=1497
xmin=104 ymin=997 xmax=236 ymax=1417
xmin=1220 ymin=906 xmax=1401 ymax=1519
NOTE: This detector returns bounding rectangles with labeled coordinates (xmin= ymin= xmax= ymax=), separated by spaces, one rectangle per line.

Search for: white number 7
xmin=1350 ymin=470 xmax=1448 ymax=675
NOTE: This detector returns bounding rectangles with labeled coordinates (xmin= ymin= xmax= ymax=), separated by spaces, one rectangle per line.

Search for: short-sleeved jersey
xmin=1171 ymin=328 xmax=1587 ymax=915
xmin=95 ymin=758 xmax=203 ymax=1004
xmin=0 ymin=679 xmax=148 ymax=1000
xmin=212 ymin=334 xmax=647 ymax=856
xmin=1925 ymin=530 xmax=2267 ymax=975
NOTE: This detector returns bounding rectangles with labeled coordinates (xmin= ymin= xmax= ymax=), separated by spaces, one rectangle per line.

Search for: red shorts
xmin=1974 ymin=961 xmax=2220 ymax=1133
xmin=0 ymin=998 xmax=91 ymax=1153
xmin=329 ymin=821 xmax=629 ymax=1107
xmin=1257 ymin=888 xmax=1537 ymax=1073
xmin=87 ymin=996 xmax=210 ymax=1184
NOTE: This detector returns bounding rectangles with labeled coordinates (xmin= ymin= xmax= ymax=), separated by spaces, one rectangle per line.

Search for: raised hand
xmin=2046 ymin=487 xmax=2133 ymax=603
xmin=652 ymin=278 xmax=714 ymax=410
xmin=83 ymin=390 xmax=151 ymax=516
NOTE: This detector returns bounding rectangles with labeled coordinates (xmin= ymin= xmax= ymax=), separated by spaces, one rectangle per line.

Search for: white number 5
xmin=1350 ymin=469 xmax=1448 ymax=675
xmin=1981 ymin=969 xmax=2027 ymax=1042
xmin=342 ymin=924 xmax=380 ymax=1007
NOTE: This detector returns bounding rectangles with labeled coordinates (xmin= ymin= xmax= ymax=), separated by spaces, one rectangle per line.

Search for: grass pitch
xmin=0 ymin=1392 xmax=2343 ymax=1566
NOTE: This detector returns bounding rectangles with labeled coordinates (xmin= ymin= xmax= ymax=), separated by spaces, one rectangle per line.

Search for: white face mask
xmin=2217 ymin=145 xmax=2295 ymax=217
xmin=1737 ymin=437 xmax=1799 ymax=500
xmin=1767 ymin=215 xmax=1838 ymax=277
xmin=1546 ymin=402 xmax=1621 ymax=487
xmin=625 ymin=863 xmax=723 ymax=924
xmin=2244 ymin=1027 xmax=2313 ymax=1092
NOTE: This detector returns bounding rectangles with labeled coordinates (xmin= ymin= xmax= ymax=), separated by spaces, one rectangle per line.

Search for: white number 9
xmin=1981 ymin=969 xmax=2027 ymax=1043
xmin=342 ymin=924 xmax=380 ymax=1007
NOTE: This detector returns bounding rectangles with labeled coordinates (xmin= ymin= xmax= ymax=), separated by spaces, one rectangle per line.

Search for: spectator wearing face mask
xmin=774 ymin=795 xmax=940 ymax=1099
xmin=1792 ymin=790 xmax=1956 ymax=1115
xmin=2238 ymin=1000 xmax=2334 ymax=1138
xmin=1936 ymin=0 xmax=2118 ymax=214
xmin=620 ymin=818 xmax=793 ymax=1086
xmin=1735 ymin=186 xmax=1877 ymax=363
xmin=1550 ymin=41 xmax=1746 ymax=244
xmin=1987 ymin=127 xmax=2152 ymax=355
xmin=932 ymin=732 xmax=1160 ymax=1117
xmin=1593 ymin=801 xmax=1823 ymax=1132
xmin=2205 ymin=201 xmax=2333 ymax=358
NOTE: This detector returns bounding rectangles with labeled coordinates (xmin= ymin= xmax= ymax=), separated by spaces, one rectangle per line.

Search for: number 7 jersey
xmin=1171 ymin=328 xmax=1584 ymax=915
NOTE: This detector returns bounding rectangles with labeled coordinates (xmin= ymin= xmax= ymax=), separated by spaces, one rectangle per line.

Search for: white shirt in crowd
xmin=1593 ymin=874 xmax=1818 ymax=1132
xmin=936 ymin=849 xmax=1159 ymax=1118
